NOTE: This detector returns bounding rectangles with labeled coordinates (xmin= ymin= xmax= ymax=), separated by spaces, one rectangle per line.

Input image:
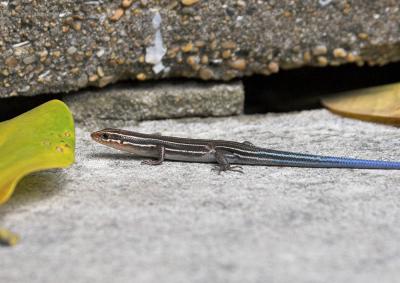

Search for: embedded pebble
xmin=122 ymin=0 xmax=133 ymax=8
xmin=136 ymin=73 xmax=146 ymax=80
xmin=23 ymin=55 xmax=36 ymax=65
xmin=229 ymin=58 xmax=247 ymax=71
xmin=67 ymin=46 xmax=77 ymax=55
xmin=268 ymin=62 xmax=279 ymax=73
xmin=346 ymin=53 xmax=356 ymax=62
xmin=89 ymin=74 xmax=99 ymax=82
xmin=186 ymin=56 xmax=197 ymax=66
xmin=110 ymin=8 xmax=124 ymax=21
xmin=5 ymin=56 xmax=18 ymax=67
xmin=317 ymin=56 xmax=328 ymax=66
xmin=72 ymin=22 xmax=81 ymax=31
xmin=200 ymin=55 xmax=209 ymax=64
xmin=312 ymin=45 xmax=328 ymax=55
xmin=221 ymin=41 xmax=237 ymax=49
xmin=358 ymin=33 xmax=369 ymax=40
xmin=52 ymin=51 xmax=61 ymax=58
xmin=181 ymin=42 xmax=194 ymax=53
xmin=181 ymin=0 xmax=199 ymax=6
xmin=333 ymin=48 xmax=347 ymax=58
xmin=222 ymin=50 xmax=232 ymax=59
xmin=39 ymin=50 xmax=48 ymax=62
xmin=97 ymin=66 xmax=105 ymax=77
xmin=199 ymin=67 xmax=214 ymax=80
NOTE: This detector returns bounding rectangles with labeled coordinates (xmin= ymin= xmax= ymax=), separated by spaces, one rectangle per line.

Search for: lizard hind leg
xmin=213 ymin=150 xmax=244 ymax=174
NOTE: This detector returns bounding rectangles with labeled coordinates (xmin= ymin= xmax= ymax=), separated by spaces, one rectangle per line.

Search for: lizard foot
xmin=212 ymin=164 xmax=244 ymax=174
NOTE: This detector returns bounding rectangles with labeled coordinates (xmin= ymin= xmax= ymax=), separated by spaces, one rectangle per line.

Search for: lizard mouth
xmin=90 ymin=131 xmax=102 ymax=142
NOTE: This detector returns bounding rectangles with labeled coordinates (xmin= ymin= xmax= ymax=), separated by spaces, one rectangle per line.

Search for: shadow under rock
xmin=0 ymin=172 xmax=66 ymax=220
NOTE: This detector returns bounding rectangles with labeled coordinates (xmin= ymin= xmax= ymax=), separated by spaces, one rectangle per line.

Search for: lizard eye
xmin=101 ymin=133 xmax=109 ymax=140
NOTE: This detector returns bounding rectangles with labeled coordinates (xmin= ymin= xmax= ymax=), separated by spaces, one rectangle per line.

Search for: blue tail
xmin=294 ymin=156 xmax=400 ymax=169
xmin=257 ymin=149 xmax=400 ymax=169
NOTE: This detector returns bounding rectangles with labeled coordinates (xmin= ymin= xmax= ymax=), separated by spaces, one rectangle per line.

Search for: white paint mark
xmin=319 ymin=0 xmax=332 ymax=7
xmin=145 ymin=11 xmax=166 ymax=74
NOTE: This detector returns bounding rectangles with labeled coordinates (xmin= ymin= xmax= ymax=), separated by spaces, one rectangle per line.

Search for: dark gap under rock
xmin=0 ymin=93 xmax=63 ymax=121
xmin=0 ymin=62 xmax=399 ymax=121
xmin=244 ymin=62 xmax=400 ymax=113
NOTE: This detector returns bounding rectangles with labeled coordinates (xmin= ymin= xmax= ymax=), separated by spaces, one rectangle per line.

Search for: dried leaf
xmin=321 ymin=82 xmax=400 ymax=124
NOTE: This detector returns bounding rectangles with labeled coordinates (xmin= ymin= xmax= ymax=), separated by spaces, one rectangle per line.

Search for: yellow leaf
xmin=0 ymin=100 xmax=75 ymax=204
xmin=321 ymin=82 xmax=400 ymax=125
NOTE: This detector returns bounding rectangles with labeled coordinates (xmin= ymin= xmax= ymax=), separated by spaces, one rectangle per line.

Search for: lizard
xmin=91 ymin=128 xmax=400 ymax=173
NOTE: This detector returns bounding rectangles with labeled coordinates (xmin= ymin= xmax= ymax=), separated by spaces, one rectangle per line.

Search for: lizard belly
xmin=165 ymin=149 xmax=216 ymax=163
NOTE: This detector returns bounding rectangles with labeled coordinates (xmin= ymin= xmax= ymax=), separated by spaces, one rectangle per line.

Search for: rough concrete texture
xmin=65 ymin=81 xmax=244 ymax=127
xmin=1 ymin=110 xmax=400 ymax=283
xmin=0 ymin=1 xmax=400 ymax=97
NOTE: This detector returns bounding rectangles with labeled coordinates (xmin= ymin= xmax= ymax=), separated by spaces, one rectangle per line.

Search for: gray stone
xmin=22 ymin=55 xmax=36 ymax=65
xmin=1 ymin=110 xmax=400 ymax=283
xmin=0 ymin=1 xmax=399 ymax=97
xmin=64 ymin=81 xmax=244 ymax=128
xmin=66 ymin=46 xmax=77 ymax=55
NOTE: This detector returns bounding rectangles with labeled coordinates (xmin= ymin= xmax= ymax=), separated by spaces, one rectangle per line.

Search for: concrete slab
xmin=65 ymin=81 xmax=244 ymax=128
xmin=1 ymin=110 xmax=400 ymax=283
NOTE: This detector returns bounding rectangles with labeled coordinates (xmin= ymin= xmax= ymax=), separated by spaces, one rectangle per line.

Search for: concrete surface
xmin=65 ymin=81 xmax=244 ymax=128
xmin=1 ymin=110 xmax=400 ymax=283
xmin=1 ymin=1 xmax=400 ymax=97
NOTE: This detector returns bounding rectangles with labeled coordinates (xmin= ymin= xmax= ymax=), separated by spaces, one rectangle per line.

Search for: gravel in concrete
xmin=1 ymin=1 xmax=400 ymax=97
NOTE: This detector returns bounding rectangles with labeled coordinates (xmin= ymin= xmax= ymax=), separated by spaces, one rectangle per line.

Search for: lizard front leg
xmin=141 ymin=145 xmax=165 ymax=165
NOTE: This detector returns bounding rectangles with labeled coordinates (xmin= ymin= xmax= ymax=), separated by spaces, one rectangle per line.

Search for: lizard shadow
xmin=0 ymin=173 xmax=64 ymax=222
xmin=88 ymin=152 xmax=143 ymax=161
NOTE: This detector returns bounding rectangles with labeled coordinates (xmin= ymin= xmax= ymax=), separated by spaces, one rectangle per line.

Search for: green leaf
xmin=0 ymin=100 xmax=75 ymax=204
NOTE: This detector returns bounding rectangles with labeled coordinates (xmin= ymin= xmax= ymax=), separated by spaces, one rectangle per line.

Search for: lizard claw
xmin=211 ymin=164 xmax=244 ymax=174
xmin=229 ymin=165 xmax=244 ymax=174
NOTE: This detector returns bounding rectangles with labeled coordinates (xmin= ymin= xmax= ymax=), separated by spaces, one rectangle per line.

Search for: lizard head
xmin=90 ymin=128 xmax=155 ymax=157
xmin=90 ymin=128 xmax=127 ymax=149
